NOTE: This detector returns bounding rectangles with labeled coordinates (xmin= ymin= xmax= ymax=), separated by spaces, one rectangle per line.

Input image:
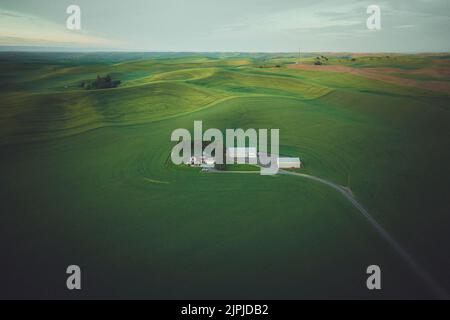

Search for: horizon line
xmin=0 ymin=47 xmax=449 ymax=55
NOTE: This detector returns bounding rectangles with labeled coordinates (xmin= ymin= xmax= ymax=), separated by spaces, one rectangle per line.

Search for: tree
xmin=81 ymin=75 xmax=120 ymax=90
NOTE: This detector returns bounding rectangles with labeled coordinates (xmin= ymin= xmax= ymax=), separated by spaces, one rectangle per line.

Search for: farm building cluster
xmin=185 ymin=147 xmax=302 ymax=170
xmin=186 ymin=155 xmax=216 ymax=169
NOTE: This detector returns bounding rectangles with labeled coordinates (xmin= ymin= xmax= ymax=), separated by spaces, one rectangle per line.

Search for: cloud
xmin=212 ymin=0 xmax=366 ymax=37
xmin=0 ymin=0 xmax=449 ymax=52
xmin=0 ymin=8 xmax=121 ymax=48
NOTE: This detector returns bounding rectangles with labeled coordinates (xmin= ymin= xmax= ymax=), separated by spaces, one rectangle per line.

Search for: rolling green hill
xmin=0 ymin=52 xmax=449 ymax=299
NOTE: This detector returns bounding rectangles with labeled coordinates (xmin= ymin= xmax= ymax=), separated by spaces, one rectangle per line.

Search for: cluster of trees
xmin=80 ymin=75 xmax=121 ymax=90
xmin=314 ymin=55 xmax=329 ymax=66
xmin=258 ymin=64 xmax=282 ymax=69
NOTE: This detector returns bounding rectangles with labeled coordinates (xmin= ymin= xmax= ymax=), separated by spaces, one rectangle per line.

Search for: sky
xmin=0 ymin=0 xmax=449 ymax=52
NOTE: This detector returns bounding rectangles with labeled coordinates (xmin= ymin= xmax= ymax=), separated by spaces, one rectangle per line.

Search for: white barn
xmin=277 ymin=157 xmax=301 ymax=169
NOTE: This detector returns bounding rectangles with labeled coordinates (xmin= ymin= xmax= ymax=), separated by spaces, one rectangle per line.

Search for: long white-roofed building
xmin=277 ymin=157 xmax=302 ymax=169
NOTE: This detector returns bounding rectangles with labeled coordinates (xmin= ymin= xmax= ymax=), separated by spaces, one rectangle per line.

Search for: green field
xmin=1 ymin=52 xmax=449 ymax=299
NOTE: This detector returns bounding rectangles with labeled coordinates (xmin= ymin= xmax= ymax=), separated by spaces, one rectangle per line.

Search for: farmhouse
xmin=202 ymin=157 xmax=216 ymax=168
xmin=186 ymin=156 xmax=202 ymax=166
xmin=277 ymin=157 xmax=302 ymax=169
xmin=185 ymin=155 xmax=215 ymax=168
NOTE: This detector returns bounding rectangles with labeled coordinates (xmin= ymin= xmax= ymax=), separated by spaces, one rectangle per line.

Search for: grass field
xmin=1 ymin=52 xmax=449 ymax=299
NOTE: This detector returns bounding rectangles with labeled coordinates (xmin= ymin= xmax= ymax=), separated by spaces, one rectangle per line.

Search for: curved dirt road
xmin=278 ymin=169 xmax=448 ymax=299
xmin=205 ymin=167 xmax=448 ymax=298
